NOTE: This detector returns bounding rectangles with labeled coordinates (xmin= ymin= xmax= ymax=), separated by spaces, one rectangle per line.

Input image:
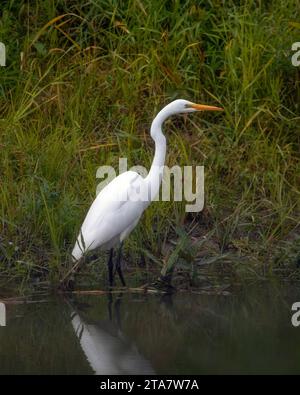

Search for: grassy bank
xmin=0 ymin=0 xmax=299 ymax=287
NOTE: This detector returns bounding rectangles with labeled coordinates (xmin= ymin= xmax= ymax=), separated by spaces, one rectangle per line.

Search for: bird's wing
xmin=72 ymin=171 xmax=146 ymax=259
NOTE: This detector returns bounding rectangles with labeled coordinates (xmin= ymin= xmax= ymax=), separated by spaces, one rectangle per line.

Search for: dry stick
xmin=70 ymin=286 xmax=166 ymax=296
xmin=70 ymin=287 xmax=230 ymax=296
xmin=0 ymin=299 xmax=49 ymax=305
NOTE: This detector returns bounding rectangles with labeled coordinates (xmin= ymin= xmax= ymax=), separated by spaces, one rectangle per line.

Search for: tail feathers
xmin=72 ymin=231 xmax=100 ymax=261
xmin=71 ymin=240 xmax=84 ymax=262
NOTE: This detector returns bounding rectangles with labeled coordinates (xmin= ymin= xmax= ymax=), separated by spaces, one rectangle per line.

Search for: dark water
xmin=0 ymin=284 xmax=300 ymax=374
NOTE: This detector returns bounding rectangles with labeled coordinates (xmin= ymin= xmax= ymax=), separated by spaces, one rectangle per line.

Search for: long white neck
xmin=145 ymin=105 xmax=172 ymax=202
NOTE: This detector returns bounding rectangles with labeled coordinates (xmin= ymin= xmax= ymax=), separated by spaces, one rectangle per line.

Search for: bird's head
xmin=150 ymin=99 xmax=223 ymax=136
xmin=167 ymin=99 xmax=224 ymax=114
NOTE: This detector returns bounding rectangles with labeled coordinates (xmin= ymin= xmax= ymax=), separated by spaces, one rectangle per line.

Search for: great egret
xmin=70 ymin=296 xmax=154 ymax=374
xmin=69 ymin=99 xmax=223 ymax=287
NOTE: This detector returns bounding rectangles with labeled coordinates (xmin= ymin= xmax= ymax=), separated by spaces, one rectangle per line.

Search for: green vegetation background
xmin=0 ymin=0 xmax=299 ymax=286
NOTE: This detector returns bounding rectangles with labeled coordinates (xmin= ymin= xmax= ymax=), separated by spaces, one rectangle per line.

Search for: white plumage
xmin=71 ymin=99 xmax=223 ymax=271
xmin=72 ymin=171 xmax=146 ymax=260
xmin=71 ymin=308 xmax=154 ymax=375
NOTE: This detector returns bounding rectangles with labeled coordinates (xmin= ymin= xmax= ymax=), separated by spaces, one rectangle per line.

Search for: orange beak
xmin=190 ymin=103 xmax=223 ymax=112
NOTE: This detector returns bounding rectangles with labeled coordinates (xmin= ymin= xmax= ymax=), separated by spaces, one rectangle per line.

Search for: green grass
xmin=0 ymin=0 xmax=299 ymax=286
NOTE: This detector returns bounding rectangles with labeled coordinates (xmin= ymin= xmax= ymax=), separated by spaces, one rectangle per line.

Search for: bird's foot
xmin=58 ymin=276 xmax=75 ymax=292
xmin=142 ymin=274 xmax=176 ymax=294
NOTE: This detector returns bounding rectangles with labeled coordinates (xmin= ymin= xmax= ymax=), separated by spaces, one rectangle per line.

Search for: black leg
xmin=107 ymin=293 xmax=113 ymax=320
xmin=114 ymin=293 xmax=123 ymax=329
xmin=108 ymin=248 xmax=114 ymax=287
xmin=115 ymin=242 xmax=126 ymax=287
xmin=139 ymin=252 xmax=146 ymax=268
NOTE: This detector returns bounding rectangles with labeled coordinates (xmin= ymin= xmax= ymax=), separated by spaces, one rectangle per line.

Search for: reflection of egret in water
xmin=70 ymin=294 xmax=154 ymax=375
xmin=0 ymin=302 xmax=6 ymax=327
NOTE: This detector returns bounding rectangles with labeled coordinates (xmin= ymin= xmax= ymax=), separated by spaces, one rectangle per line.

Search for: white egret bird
xmin=70 ymin=297 xmax=154 ymax=375
xmin=70 ymin=99 xmax=223 ymax=287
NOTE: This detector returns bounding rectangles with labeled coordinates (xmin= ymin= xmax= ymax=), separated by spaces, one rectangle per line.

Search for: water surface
xmin=0 ymin=284 xmax=300 ymax=374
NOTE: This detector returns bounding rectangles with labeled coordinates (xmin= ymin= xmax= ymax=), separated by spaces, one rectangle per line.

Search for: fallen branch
xmin=69 ymin=286 xmax=166 ymax=295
